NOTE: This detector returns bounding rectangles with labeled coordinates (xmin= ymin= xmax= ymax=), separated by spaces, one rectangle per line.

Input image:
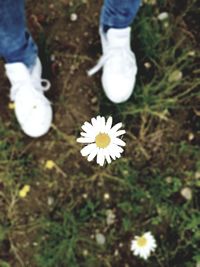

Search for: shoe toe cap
xmin=21 ymin=106 xmax=53 ymax=138
xmin=15 ymin=92 xmax=53 ymax=138
xmin=102 ymin=74 xmax=136 ymax=104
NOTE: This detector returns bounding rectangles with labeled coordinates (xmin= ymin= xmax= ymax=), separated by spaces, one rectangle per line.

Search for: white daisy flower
xmin=130 ymin=232 xmax=157 ymax=260
xmin=77 ymin=116 xmax=126 ymax=166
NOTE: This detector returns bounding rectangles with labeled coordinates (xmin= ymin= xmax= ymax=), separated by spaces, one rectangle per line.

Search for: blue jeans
xmin=101 ymin=0 xmax=141 ymax=29
xmin=0 ymin=0 xmax=140 ymax=68
xmin=0 ymin=0 xmax=38 ymax=68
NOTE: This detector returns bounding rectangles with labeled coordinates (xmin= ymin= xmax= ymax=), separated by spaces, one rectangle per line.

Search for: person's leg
xmin=100 ymin=0 xmax=141 ymax=31
xmin=88 ymin=0 xmax=141 ymax=103
xmin=0 ymin=0 xmax=37 ymax=68
xmin=0 ymin=0 xmax=52 ymax=138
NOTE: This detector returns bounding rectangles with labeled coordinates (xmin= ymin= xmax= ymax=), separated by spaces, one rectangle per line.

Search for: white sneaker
xmin=88 ymin=27 xmax=137 ymax=103
xmin=5 ymin=59 xmax=53 ymax=138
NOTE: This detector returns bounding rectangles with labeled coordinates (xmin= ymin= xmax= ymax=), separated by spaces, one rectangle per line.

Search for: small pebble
xmin=82 ymin=193 xmax=88 ymax=199
xmin=91 ymin=97 xmax=98 ymax=104
xmin=104 ymin=193 xmax=110 ymax=200
xmin=83 ymin=31 xmax=89 ymax=37
xmin=106 ymin=209 xmax=116 ymax=225
xmin=157 ymin=12 xmax=169 ymax=21
xmin=50 ymin=54 xmax=56 ymax=61
xmin=195 ymin=171 xmax=200 ymax=179
xmin=114 ymin=249 xmax=119 ymax=256
xmin=49 ymin=3 xmax=54 ymax=9
xmin=47 ymin=196 xmax=54 ymax=206
xmin=188 ymin=132 xmax=194 ymax=141
xmin=166 ymin=176 xmax=173 ymax=183
xmin=168 ymin=70 xmax=183 ymax=82
xmin=188 ymin=51 xmax=195 ymax=57
xmin=144 ymin=62 xmax=151 ymax=69
xmin=83 ymin=249 xmax=89 ymax=256
xmin=163 ymin=21 xmax=169 ymax=28
xmin=70 ymin=13 xmax=78 ymax=21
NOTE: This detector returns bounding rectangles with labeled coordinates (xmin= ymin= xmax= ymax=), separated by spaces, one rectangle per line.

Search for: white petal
xmin=87 ymin=147 xmax=99 ymax=162
xmin=112 ymin=129 xmax=126 ymax=137
xmin=81 ymin=132 xmax=87 ymax=137
xmin=83 ymin=121 xmax=93 ymax=129
xmin=110 ymin=144 xmax=124 ymax=154
xmin=141 ymin=250 xmax=150 ymax=260
xmin=134 ymin=248 xmax=141 ymax=256
xmin=114 ymin=151 xmax=121 ymax=158
xmin=77 ymin=137 xmax=95 ymax=143
xmin=91 ymin=116 xmax=102 ymax=132
xmin=81 ymin=122 xmax=93 ymax=133
xmin=110 ymin=122 xmax=122 ymax=134
xmin=133 ymin=249 xmax=140 ymax=256
xmin=91 ymin=117 xmax=98 ymax=126
xmin=107 ymin=146 xmax=117 ymax=160
xmin=105 ymin=117 xmax=113 ymax=132
xmin=144 ymin=232 xmax=152 ymax=238
xmin=95 ymin=116 xmax=103 ymax=132
xmin=80 ymin=128 xmax=99 ymax=138
xmin=108 ymin=146 xmax=122 ymax=160
xmin=97 ymin=148 xmax=105 ymax=166
xmin=103 ymin=149 xmax=112 ymax=164
xmin=130 ymin=240 xmax=137 ymax=250
xmin=81 ymin=143 xmax=97 ymax=157
xmin=100 ymin=116 xmax=106 ymax=131
xmin=112 ymin=137 xmax=126 ymax=147
xmin=96 ymin=116 xmax=102 ymax=125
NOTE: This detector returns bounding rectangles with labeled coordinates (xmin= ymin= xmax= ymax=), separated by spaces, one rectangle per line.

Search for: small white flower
xmin=77 ymin=116 xmax=126 ymax=166
xmin=130 ymin=232 xmax=157 ymax=260
xmin=95 ymin=233 xmax=106 ymax=245
xmin=188 ymin=50 xmax=195 ymax=57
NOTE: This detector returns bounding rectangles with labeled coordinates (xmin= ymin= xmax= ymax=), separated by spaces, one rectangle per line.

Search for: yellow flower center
xmin=95 ymin=133 xmax=111 ymax=148
xmin=137 ymin=236 xmax=147 ymax=247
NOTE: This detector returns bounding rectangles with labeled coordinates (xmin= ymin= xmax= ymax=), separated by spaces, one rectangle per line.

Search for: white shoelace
xmin=87 ymin=47 xmax=135 ymax=77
